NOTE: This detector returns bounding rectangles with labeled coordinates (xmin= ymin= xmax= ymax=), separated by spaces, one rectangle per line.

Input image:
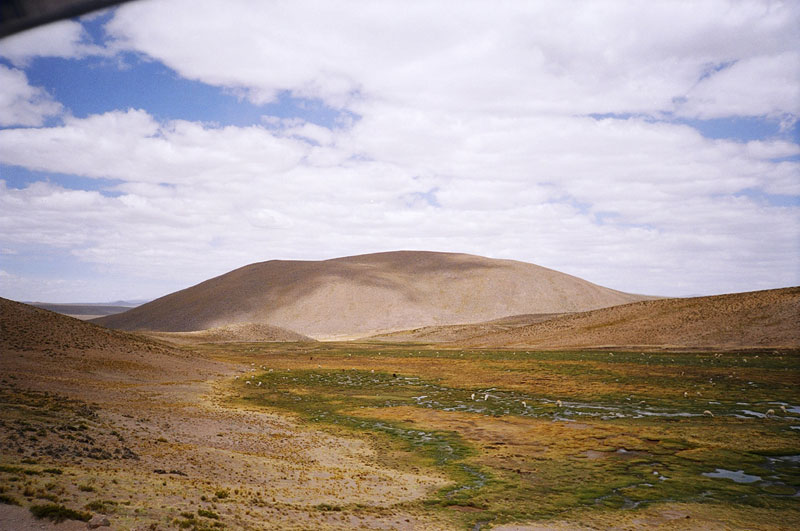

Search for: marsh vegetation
xmin=2 ymin=333 xmax=798 ymax=529
xmin=224 ymin=343 xmax=800 ymax=528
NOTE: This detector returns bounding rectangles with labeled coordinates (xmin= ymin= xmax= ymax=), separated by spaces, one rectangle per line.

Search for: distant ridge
xmin=447 ymin=287 xmax=800 ymax=349
xmin=94 ymin=251 xmax=653 ymax=339
xmin=146 ymin=323 xmax=316 ymax=344
xmin=1 ymin=297 xmax=172 ymax=357
xmin=28 ymin=302 xmax=136 ymax=320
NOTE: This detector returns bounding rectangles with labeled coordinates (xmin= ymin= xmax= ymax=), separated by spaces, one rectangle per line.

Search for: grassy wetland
xmin=2 ymin=327 xmax=798 ymax=529
xmin=213 ymin=342 xmax=800 ymax=529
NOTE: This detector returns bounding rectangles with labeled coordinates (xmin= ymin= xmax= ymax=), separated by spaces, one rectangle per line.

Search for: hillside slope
xmin=145 ymin=322 xmax=316 ymax=344
xmin=454 ymin=287 xmax=800 ymax=349
xmin=94 ymin=251 xmax=651 ymax=338
xmin=368 ymin=313 xmax=568 ymax=343
xmin=0 ymin=297 xmax=222 ymax=386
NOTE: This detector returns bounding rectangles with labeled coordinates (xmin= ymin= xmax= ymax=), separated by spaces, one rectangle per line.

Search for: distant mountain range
xmin=28 ymin=301 xmax=146 ymax=319
xmin=93 ymin=251 xmax=653 ymax=339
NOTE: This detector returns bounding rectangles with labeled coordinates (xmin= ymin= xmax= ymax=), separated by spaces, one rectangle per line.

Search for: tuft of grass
xmin=198 ymin=508 xmax=220 ymax=519
xmin=0 ymin=464 xmax=40 ymax=475
xmin=85 ymin=499 xmax=117 ymax=512
xmin=214 ymin=489 xmax=229 ymax=499
xmin=315 ymin=503 xmax=343 ymax=511
xmin=29 ymin=503 xmax=91 ymax=523
xmin=0 ymin=494 xmax=21 ymax=506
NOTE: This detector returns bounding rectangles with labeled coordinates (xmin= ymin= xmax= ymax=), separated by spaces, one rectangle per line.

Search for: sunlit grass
xmin=216 ymin=343 xmax=800 ymax=527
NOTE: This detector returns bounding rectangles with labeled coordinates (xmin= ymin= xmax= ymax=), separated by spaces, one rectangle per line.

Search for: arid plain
xmin=1 ymin=252 xmax=798 ymax=530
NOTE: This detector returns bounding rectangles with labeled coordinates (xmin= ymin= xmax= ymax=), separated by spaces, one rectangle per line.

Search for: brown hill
xmin=2 ymin=296 xmax=169 ymax=357
xmin=0 ymin=297 xmax=222 ymax=388
xmin=448 ymin=287 xmax=800 ymax=349
xmin=93 ymin=251 xmax=652 ymax=339
xmin=145 ymin=322 xmax=316 ymax=344
xmin=368 ymin=313 xmax=569 ymax=343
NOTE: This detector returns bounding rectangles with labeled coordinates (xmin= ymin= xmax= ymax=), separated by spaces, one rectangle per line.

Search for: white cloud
xmin=1 ymin=107 xmax=798 ymax=298
xmin=0 ymin=0 xmax=798 ymax=301
xmin=0 ymin=65 xmax=62 ymax=126
xmin=0 ymin=109 xmax=310 ymax=184
xmin=0 ymin=19 xmax=106 ymax=66
xmin=677 ymin=52 xmax=800 ymax=119
xmin=106 ymin=0 xmax=800 ymax=119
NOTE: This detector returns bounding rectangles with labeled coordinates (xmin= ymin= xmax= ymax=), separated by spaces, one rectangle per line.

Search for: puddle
xmin=593 ymin=486 xmax=646 ymax=509
xmin=581 ymin=450 xmax=606 ymax=459
xmin=769 ymin=454 xmax=800 ymax=463
xmin=738 ymin=410 xmax=770 ymax=418
xmin=443 ymin=464 xmax=488 ymax=497
xmin=702 ymin=469 xmax=762 ymax=483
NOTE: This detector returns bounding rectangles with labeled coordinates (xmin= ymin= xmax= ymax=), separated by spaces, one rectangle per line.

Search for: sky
xmin=0 ymin=0 xmax=798 ymax=303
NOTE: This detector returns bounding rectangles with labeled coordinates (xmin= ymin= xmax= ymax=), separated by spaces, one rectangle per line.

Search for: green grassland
xmin=219 ymin=343 xmax=800 ymax=529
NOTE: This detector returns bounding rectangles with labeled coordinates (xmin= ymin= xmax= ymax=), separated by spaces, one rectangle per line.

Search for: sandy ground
xmin=0 ymin=360 xmax=451 ymax=530
xmin=0 ymin=298 xmax=451 ymax=530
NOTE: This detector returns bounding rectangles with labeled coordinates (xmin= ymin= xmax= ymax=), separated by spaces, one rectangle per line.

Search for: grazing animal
xmin=471 ymin=393 xmax=475 ymax=400
xmin=703 ymin=410 xmax=714 ymax=417
xmin=766 ymin=409 xmax=775 ymax=416
xmin=683 ymin=391 xmax=688 ymax=398
xmin=522 ymin=401 xmax=527 ymax=408
xmin=234 ymin=376 xmax=239 ymax=380
xmin=246 ymin=381 xmax=252 ymax=386
xmin=257 ymin=381 xmax=262 ymax=387
xmin=781 ymin=405 xmax=787 ymax=414
xmin=484 ymin=393 xmax=489 ymax=401
xmin=556 ymin=400 xmax=563 ymax=407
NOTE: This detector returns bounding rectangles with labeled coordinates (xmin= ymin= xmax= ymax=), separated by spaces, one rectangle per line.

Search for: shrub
xmin=0 ymin=494 xmax=20 ymax=506
xmin=198 ymin=508 xmax=220 ymax=519
xmin=316 ymin=503 xmax=342 ymax=511
xmin=29 ymin=503 xmax=91 ymax=522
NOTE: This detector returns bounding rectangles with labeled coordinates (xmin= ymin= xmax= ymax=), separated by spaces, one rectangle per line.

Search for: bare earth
xmin=93 ymin=251 xmax=652 ymax=338
xmin=0 ymin=298 xmax=450 ymax=530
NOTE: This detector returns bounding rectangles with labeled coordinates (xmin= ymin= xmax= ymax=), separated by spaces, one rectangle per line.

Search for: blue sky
xmin=0 ymin=0 xmax=798 ymax=302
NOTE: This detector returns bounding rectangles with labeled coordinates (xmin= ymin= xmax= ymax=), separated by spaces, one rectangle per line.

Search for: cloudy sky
xmin=0 ymin=0 xmax=798 ymax=303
